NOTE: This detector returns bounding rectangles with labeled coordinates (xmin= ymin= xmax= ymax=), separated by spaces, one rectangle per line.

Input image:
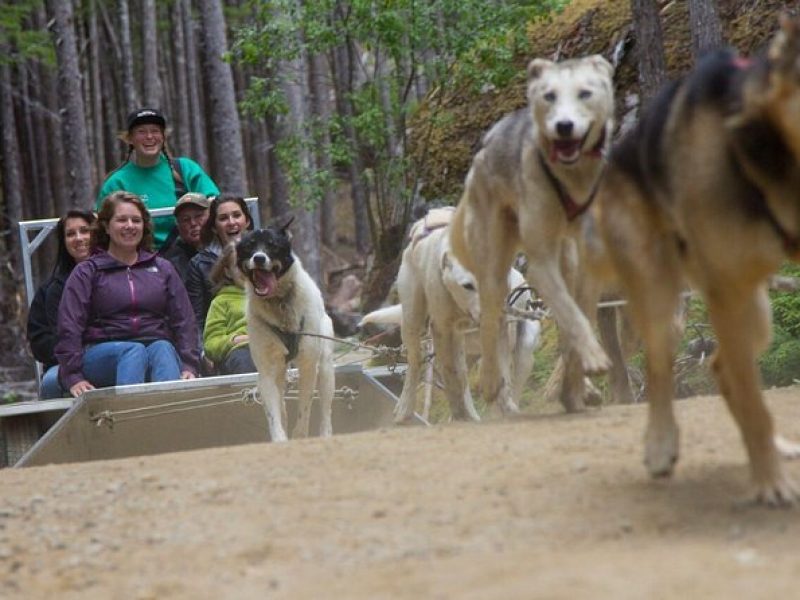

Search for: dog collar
xmin=538 ymin=151 xmax=605 ymax=221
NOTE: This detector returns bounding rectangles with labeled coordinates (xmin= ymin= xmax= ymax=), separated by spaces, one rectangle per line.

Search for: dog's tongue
xmin=253 ymin=270 xmax=278 ymax=297
xmin=551 ymin=139 xmax=581 ymax=163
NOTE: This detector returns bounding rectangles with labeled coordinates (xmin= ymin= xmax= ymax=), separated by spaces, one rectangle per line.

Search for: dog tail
xmin=358 ymin=304 xmax=403 ymax=328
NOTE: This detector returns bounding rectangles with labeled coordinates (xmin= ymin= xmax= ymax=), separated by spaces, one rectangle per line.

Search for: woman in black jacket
xmin=26 ymin=209 xmax=96 ymax=398
xmin=185 ymin=195 xmax=253 ymax=343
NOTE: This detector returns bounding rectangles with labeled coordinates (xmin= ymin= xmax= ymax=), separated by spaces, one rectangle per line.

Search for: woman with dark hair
xmin=55 ymin=191 xmax=199 ymax=397
xmin=26 ymin=209 xmax=96 ymax=398
xmin=186 ymin=194 xmax=254 ymax=341
xmin=96 ymin=108 xmax=219 ymax=249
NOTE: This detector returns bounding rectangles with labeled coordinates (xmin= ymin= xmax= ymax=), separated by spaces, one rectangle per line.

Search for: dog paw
xmin=393 ymin=412 xmax=417 ymax=425
xmin=270 ymin=431 xmax=289 ymax=443
xmin=742 ymin=476 xmax=799 ymax=508
xmin=450 ymin=405 xmax=482 ymax=422
xmin=644 ymin=425 xmax=679 ymax=478
xmin=774 ymin=434 xmax=800 ymax=459
xmin=580 ymin=344 xmax=611 ymax=376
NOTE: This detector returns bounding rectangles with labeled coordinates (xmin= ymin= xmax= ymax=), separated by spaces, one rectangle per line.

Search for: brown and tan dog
xmin=596 ymin=15 xmax=800 ymax=505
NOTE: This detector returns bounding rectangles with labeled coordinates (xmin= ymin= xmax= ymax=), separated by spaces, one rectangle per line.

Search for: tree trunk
xmin=141 ymin=0 xmax=162 ymax=107
xmin=689 ymin=0 xmax=723 ymax=59
xmin=275 ymin=8 xmax=321 ymax=281
xmin=309 ymin=52 xmax=336 ymax=248
xmin=180 ymin=0 xmax=208 ymax=166
xmin=47 ymin=0 xmax=93 ymax=208
xmin=196 ymin=0 xmax=246 ymax=194
xmin=0 ymin=60 xmax=24 ymax=274
xmin=170 ymin=0 xmax=192 ymax=156
xmin=264 ymin=112 xmax=292 ymax=218
xmin=331 ymin=38 xmax=370 ymax=254
xmin=631 ymin=0 xmax=667 ymax=105
xmin=88 ymin=0 xmax=105 ymax=185
xmin=118 ymin=0 xmax=138 ymax=111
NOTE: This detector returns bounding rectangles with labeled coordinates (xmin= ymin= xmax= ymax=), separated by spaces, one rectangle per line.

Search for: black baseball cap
xmin=126 ymin=108 xmax=166 ymax=131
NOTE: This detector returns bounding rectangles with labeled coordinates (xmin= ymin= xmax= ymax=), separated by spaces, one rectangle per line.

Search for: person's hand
xmin=180 ymin=370 xmax=195 ymax=380
xmin=70 ymin=380 xmax=95 ymax=397
xmin=232 ymin=334 xmax=249 ymax=345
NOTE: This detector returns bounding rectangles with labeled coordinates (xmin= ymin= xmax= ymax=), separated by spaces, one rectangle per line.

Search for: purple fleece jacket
xmin=55 ymin=248 xmax=199 ymax=389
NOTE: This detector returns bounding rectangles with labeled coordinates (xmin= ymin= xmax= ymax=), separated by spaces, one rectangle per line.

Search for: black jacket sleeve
xmin=26 ymin=276 xmax=65 ymax=368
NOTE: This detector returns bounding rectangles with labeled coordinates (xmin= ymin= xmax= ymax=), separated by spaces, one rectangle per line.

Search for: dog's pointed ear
xmin=279 ymin=214 xmax=295 ymax=240
xmin=527 ymin=58 xmax=553 ymax=82
xmin=589 ymin=54 xmax=615 ymax=79
xmin=769 ymin=13 xmax=800 ymax=74
xmin=441 ymin=251 xmax=451 ymax=271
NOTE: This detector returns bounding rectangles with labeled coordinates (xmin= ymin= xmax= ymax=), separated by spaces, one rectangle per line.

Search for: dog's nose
xmin=556 ymin=120 xmax=574 ymax=138
xmin=253 ymin=253 xmax=267 ymax=267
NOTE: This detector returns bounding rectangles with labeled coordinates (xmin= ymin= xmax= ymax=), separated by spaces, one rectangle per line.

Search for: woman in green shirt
xmin=97 ymin=108 xmax=220 ymax=248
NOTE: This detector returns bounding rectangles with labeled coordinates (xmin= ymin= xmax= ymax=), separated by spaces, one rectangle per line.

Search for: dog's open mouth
xmin=550 ymin=139 xmax=582 ymax=164
xmin=250 ymin=267 xmax=279 ymax=297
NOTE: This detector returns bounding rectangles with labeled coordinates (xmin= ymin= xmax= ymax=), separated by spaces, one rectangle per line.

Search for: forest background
xmin=1 ymin=0 xmax=799 ymax=401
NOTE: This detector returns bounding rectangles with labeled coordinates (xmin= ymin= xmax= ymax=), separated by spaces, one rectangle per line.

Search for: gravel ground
xmin=1 ymin=387 xmax=800 ymax=599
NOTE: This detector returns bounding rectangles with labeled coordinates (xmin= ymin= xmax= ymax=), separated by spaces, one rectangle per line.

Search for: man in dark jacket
xmin=160 ymin=192 xmax=210 ymax=282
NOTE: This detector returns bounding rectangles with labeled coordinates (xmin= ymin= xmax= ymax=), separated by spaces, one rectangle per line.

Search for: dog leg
xmin=432 ymin=323 xmax=480 ymax=422
xmin=422 ymin=339 xmax=434 ymax=421
xmin=510 ymin=319 xmax=539 ymax=410
xmin=525 ymin=253 xmax=610 ymax=377
xmin=258 ymin=371 xmax=289 ymax=443
xmin=598 ymin=306 xmax=635 ymax=404
xmin=316 ymin=341 xmax=335 ymax=437
xmin=477 ymin=269 xmax=519 ymax=415
xmin=292 ymin=349 xmax=320 ymax=439
xmin=706 ymin=283 xmax=798 ymax=506
xmin=395 ymin=271 xmax=427 ymax=424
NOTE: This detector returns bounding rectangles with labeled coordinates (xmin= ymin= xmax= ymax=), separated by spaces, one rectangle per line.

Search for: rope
xmin=89 ymin=384 xmax=360 ymax=429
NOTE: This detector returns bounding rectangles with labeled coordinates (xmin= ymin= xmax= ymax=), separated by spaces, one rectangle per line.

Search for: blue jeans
xmin=82 ymin=339 xmax=182 ymax=387
xmin=40 ymin=365 xmax=67 ymax=399
xmin=219 ymin=346 xmax=257 ymax=375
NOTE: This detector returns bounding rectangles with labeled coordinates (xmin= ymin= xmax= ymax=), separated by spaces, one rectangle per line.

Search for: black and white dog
xmin=236 ymin=221 xmax=335 ymax=442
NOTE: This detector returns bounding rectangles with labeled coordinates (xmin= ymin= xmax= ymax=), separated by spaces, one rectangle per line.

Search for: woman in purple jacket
xmin=55 ymin=191 xmax=199 ymax=397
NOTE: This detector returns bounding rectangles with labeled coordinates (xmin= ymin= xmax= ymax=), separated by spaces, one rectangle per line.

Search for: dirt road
xmin=1 ymin=387 xmax=799 ymax=599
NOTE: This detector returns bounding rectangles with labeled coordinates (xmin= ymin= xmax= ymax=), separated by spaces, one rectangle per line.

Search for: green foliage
xmin=759 ymin=262 xmax=800 ymax=386
xmin=232 ymin=0 xmax=565 ymax=212
xmin=760 ymin=325 xmax=800 ymax=388
xmin=770 ymin=263 xmax=800 ymax=337
xmin=0 ymin=1 xmax=54 ymax=66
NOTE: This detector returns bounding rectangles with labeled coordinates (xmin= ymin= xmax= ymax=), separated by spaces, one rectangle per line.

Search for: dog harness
xmin=410 ymin=207 xmax=455 ymax=247
xmin=266 ymin=316 xmax=305 ymax=363
xmin=538 ymin=127 xmax=607 ymax=221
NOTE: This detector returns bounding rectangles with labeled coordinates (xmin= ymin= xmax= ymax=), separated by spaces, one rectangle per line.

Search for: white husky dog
xmin=362 ymin=208 xmax=541 ymax=422
xmin=236 ymin=221 xmax=335 ymax=442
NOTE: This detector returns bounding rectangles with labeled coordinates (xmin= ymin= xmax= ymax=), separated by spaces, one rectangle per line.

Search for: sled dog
xmin=366 ymin=208 xmax=540 ymax=422
xmin=450 ymin=54 xmax=615 ymax=414
xmin=236 ymin=221 xmax=335 ymax=442
xmin=597 ymin=16 xmax=800 ymax=504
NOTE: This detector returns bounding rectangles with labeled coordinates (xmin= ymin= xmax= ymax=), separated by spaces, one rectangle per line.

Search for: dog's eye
xmin=462 ymin=282 xmax=476 ymax=291
xmin=543 ymin=91 xmax=557 ymax=103
xmin=578 ymin=89 xmax=592 ymax=100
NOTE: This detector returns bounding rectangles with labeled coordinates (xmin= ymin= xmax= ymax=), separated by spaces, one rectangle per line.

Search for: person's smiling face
xmin=215 ymin=201 xmax=250 ymax=245
xmin=107 ymin=201 xmax=144 ymax=253
xmin=129 ymin=124 xmax=164 ymax=161
xmin=63 ymin=217 xmax=92 ymax=263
